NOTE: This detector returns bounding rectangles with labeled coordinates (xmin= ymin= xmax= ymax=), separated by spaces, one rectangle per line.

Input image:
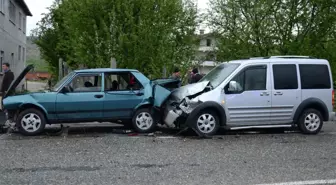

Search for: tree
xmin=33 ymin=0 xmax=199 ymax=79
xmin=207 ymin=0 xmax=336 ymax=76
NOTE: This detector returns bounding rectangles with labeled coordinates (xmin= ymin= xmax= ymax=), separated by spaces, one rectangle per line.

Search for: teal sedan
xmin=1 ymin=65 xmax=180 ymax=136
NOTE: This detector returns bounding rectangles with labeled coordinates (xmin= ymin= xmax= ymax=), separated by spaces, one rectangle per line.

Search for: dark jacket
xmin=190 ymin=73 xmax=203 ymax=84
xmin=1 ymin=70 xmax=14 ymax=93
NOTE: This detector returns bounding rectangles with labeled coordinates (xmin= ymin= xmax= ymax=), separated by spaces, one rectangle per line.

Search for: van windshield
xmin=199 ymin=63 xmax=240 ymax=88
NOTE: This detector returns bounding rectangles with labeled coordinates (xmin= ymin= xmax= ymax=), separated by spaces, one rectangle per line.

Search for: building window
xmin=0 ymin=0 xmax=5 ymax=14
xmin=206 ymin=39 xmax=211 ymax=46
xmin=23 ymin=16 xmax=26 ymax=33
xmin=11 ymin=53 xmax=14 ymax=65
xmin=18 ymin=46 xmax=21 ymax=61
xmin=0 ymin=51 xmax=4 ymax=72
xmin=22 ymin=47 xmax=25 ymax=62
xmin=9 ymin=1 xmax=16 ymax=24
xmin=19 ymin=12 xmax=22 ymax=30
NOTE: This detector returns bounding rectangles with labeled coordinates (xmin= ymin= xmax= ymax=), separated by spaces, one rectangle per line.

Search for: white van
xmin=162 ymin=56 xmax=335 ymax=136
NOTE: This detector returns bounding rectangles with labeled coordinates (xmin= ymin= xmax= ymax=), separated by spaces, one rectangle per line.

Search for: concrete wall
xmin=0 ymin=0 xmax=28 ymax=90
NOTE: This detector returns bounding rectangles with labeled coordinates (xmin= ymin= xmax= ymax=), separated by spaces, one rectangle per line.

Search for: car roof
xmin=228 ymin=56 xmax=329 ymax=65
xmin=73 ymin=68 xmax=139 ymax=73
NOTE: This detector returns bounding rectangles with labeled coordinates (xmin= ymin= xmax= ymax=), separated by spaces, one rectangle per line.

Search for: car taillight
xmin=333 ymin=90 xmax=335 ymax=107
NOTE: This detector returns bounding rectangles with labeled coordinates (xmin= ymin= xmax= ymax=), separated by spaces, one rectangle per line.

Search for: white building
xmin=0 ymin=0 xmax=32 ymax=89
xmin=193 ymin=30 xmax=218 ymax=74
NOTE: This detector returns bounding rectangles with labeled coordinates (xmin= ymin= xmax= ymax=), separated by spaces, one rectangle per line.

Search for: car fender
xmin=293 ymin=98 xmax=329 ymax=122
xmin=185 ymin=101 xmax=226 ymax=127
xmin=18 ymin=102 xmax=49 ymax=116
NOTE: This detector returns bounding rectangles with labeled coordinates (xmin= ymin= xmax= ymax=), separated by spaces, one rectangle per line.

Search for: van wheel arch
xmin=294 ymin=98 xmax=329 ymax=123
xmin=186 ymin=101 xmax=227 ymax=127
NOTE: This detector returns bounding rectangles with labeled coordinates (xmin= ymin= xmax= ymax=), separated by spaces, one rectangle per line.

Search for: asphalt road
xmin=0 ymin=122 xmax=336 ymax=185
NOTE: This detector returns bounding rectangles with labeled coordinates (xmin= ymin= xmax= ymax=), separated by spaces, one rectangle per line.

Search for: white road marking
xmin=256 ymin=179 xmax=336 ymax=185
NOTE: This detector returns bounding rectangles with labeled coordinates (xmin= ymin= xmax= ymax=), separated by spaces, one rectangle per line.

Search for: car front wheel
xmin=298 ymin=108 xmax=323 ymax=135
xmin=16 ymin=108 xmax=46 ymax=136
xmin=132 ymin=108 xmax=156 ymax=133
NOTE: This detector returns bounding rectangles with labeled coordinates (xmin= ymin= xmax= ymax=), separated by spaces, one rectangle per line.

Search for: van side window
xmin=299 ymin=64 xmax=331 ymax=89
xmin=273 ymin=64 xmax=298 ymax=90
xmin=226 ymin=65 xmax=267 ymax=94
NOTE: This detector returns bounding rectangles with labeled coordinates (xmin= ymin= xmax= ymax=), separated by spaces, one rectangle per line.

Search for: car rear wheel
xmin=298 ymin=108 xmax=323 ymax=135
xmin=192 ymin=110 xmax=220 ymax=136
xmin=132 ymin=108 xmax=156 ymax=133
xmin=16 ymin=108 xmax=46 ymax=136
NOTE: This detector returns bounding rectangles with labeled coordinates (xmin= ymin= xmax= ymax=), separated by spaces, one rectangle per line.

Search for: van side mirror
xmin=228 ymin=81 xmax=239 ymax=92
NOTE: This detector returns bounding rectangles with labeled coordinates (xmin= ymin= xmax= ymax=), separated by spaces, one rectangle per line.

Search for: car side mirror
xmin=228 ymin=81 xmax=239 ymax=92
xmin=61 ymin=86 xmax=70 ymax=93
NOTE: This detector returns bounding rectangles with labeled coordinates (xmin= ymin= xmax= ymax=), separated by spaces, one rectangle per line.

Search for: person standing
xmin=190 ymin=68 xmax=202 ymax=84
xmin=170 ymin=67 xmax=182 ymax=87
xmin=1 ymin=63 xmax=15 ymax=94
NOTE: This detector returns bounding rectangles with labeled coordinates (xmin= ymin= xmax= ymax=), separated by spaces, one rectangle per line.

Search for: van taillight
xmin=333 ymin=90 xmax=335 ymax=107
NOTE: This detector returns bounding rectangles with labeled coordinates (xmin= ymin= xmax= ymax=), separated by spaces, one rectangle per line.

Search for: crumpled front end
xmin=162 ymin=81 xmax=212 ymax=128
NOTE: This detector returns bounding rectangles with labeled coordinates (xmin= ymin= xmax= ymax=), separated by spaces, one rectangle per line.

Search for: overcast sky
xmin=25 ymin=0 xmax=209 ymax=35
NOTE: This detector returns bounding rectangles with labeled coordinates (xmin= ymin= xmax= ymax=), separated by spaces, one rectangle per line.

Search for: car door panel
xmin=56 ymin=92 xmax=104 ymax=121
xmin=55 ymin=73 xmax=104 ymax=121
xmin=103 ymin=72 xmax=145 ymax=120
xmin=271 ymin=64 xmax=301 ymax=124
xmin=103 ymin=90 xmax=144 ymax=119
xmin=225 ymin=63 xmax=271 ymax=125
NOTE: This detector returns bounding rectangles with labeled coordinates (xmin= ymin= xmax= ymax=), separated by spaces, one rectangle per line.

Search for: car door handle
xmin=260 ymin=92 xmax=269 ymax=96
xmin=136 ymin=92 xmax=144 ymax=96
xmin=94 ymin=94 xmax=104 ymax=99
xmin=274 ymin=92 xmax=283 ymax=96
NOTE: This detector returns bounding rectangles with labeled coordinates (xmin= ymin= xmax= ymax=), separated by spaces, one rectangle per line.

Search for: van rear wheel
xmin=298 ymin=109 xmax=323 ymax=135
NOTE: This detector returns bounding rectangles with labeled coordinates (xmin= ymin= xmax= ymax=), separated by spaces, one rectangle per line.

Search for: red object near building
xmin=25 ymin=72 xmax=51 ymax=81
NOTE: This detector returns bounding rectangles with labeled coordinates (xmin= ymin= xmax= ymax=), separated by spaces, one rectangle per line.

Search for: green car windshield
xmin=199 ymin=63 xmax=240 ymax=88
xmin=52 ymin=72 xmax=75 ymax=92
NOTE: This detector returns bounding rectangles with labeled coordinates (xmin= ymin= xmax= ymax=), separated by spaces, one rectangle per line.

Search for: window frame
xmin=23 ymin=16 xmax=26 ymax=33
xmin=299 ymin=64 xmax=331 ymax=89
xmin=206 ymin=39 xmax=211 ymax=46
xmin=225 ymin=65 xmax=268 ymax=94
xmin=18 ymin=12 xmax=22 ymax=30
xmin=9 ymin=1 xmax=16 ymax=25
xmin=0 ymin=0 xmax=5 ymax=14
xmin=104 ymin=72 xmax=143 ymax=92
xmin=63 ymin=73 xmax=103 ymax=93
xmin=272 ymin=64 xmax=298 ymax=90
xmin=0 ymin=51 xmax=4 ymax=72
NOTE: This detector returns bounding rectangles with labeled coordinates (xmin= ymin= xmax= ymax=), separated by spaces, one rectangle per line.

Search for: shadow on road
xmin=0 ymin=122 xmax=304 ymax=140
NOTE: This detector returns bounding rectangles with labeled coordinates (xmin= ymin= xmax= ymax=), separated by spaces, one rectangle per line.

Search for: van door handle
xmin=274 ymin=92 xmax=283 ymax=96
xmin=260 ymin=92 xmax=269 ymax=96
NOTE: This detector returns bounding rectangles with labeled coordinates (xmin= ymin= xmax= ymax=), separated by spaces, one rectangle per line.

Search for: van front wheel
xmin=298 ymin=109 xmax=323 ymax=135
xmin=192 ymin=110 xmax=220 ymax=136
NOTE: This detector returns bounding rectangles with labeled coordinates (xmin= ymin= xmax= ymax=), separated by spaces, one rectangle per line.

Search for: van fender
xmin=293 ymin=98 xmax=329 ymax=122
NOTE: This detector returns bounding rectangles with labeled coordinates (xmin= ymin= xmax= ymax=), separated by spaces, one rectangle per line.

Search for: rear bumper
xmin=328 ymin=112 xmax=336 ymax=121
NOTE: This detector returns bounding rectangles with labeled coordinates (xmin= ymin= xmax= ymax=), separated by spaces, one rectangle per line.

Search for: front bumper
xmin=329 ymin=112 xmax=336 ymax=121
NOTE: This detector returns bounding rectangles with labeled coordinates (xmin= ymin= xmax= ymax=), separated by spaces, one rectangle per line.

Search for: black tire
xmin=132 ymin=108 xmax=156 ymax=133
xmin=16 ymin=108 xmax=47 ymax=136
xmin=298 ymin=108 xmax=323 ymax=135
xmin=191 ymin=110 xmax=220 ymax=136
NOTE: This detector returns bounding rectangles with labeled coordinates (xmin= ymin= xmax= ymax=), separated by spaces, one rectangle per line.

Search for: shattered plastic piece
xmin=127 ymin=133 xmax=138 ymax=136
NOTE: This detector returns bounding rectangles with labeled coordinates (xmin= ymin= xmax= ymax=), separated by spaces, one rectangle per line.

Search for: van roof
xmin=228 ymin=56 xmax=329 ymax=65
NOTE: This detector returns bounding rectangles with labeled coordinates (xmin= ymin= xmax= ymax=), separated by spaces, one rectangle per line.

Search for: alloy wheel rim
xmin=21 ymin=113 xmax=42 ymax=132
xmin=197 ymin=113 xmax=216 ymax=134
xmin=135 ymin=112 xmax=153 ymax=130
xmin=304 ymin=113 xmax=321 ymax=132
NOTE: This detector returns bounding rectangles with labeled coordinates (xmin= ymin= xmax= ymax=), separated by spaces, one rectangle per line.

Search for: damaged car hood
xmin=170 ymin=81 xmax=210 ymax=102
